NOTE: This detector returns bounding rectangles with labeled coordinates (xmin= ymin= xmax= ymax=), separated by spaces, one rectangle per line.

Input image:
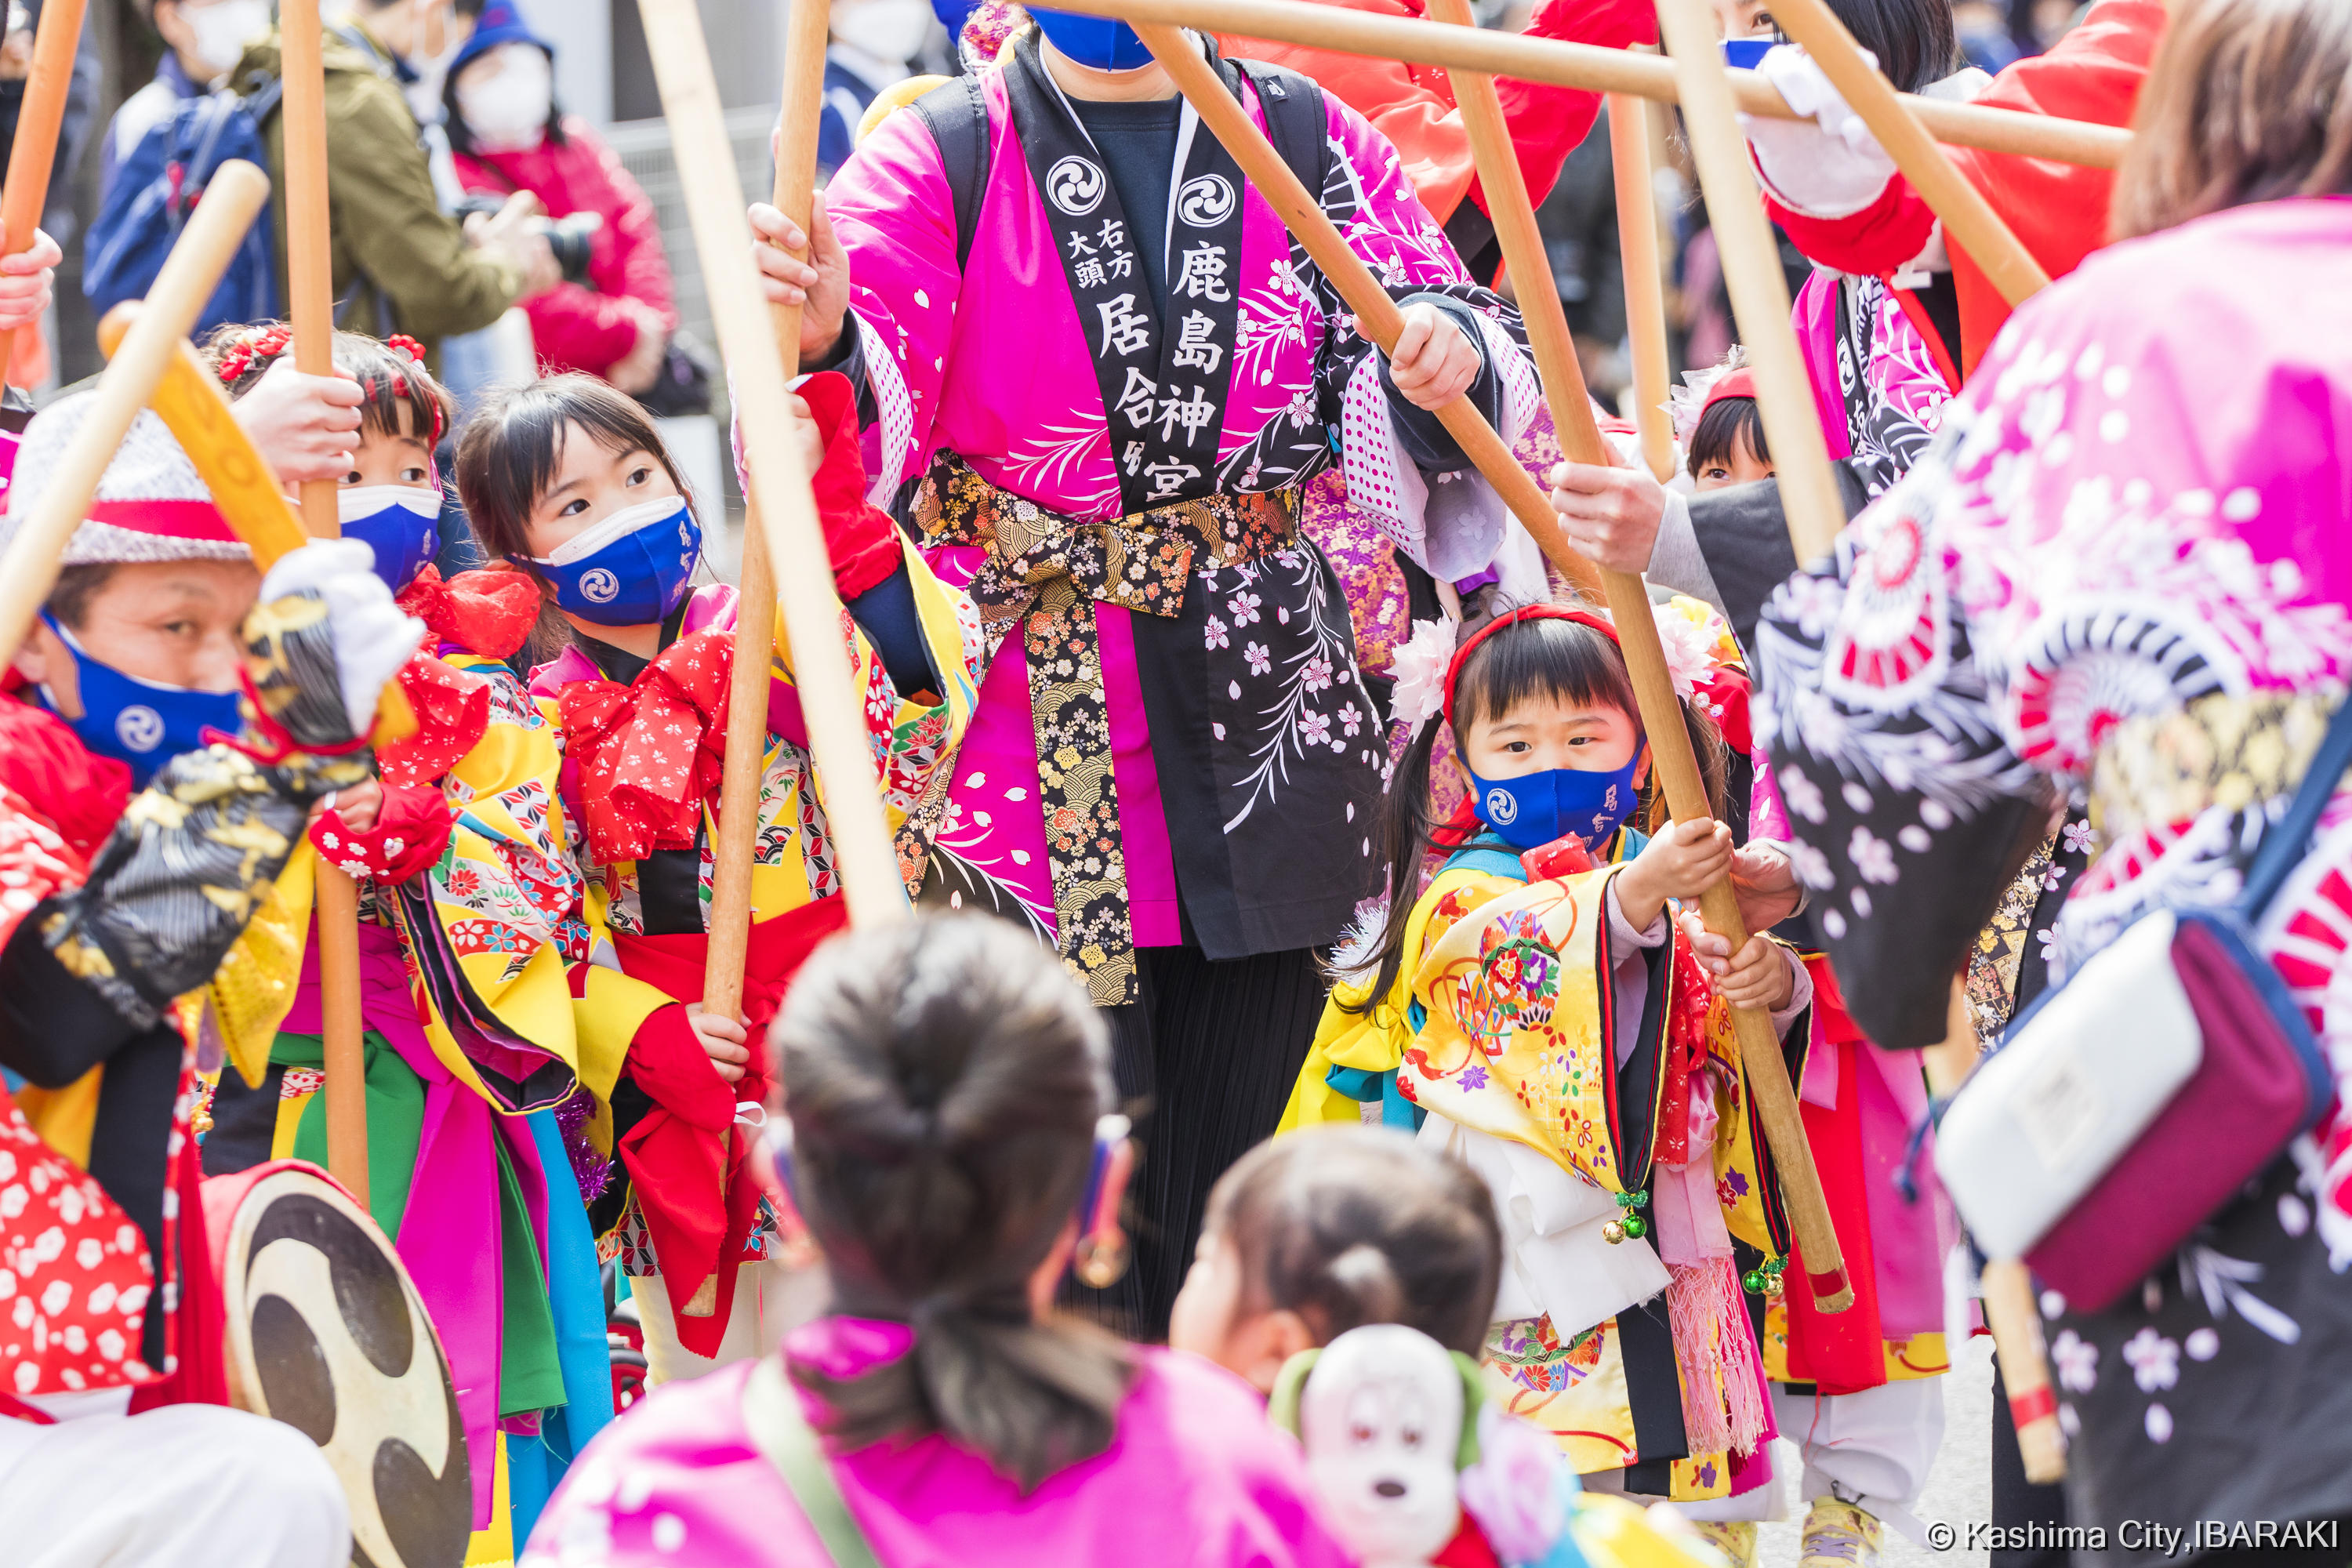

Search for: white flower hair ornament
xmin=1653 ymin=607 xmax=1724 ymax=702
xmin=1387 ymin=616 xmax=1458 ymax=732
xmin=1666 ymin=344 xmax=1753 ymax=444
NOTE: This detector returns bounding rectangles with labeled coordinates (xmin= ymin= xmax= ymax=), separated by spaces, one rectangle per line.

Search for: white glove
xmin=1740 ymin=44 xmax=1899 ymax=220
xmin=259 ymin=538 xmax=426 ymax=738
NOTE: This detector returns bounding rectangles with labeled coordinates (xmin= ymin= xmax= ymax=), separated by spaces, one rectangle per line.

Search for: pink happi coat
xmin=1755 ymin=195 xmax=2352 ymax=1540
xmin=518 ymin=1319 xmax=1355 ymax=1567
xmin=822 ymin=42 xmax=1537 ymax=956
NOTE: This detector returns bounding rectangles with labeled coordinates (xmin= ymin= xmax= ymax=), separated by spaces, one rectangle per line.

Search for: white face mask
xmin=830 ymin=0 xmax=933 ymax=65
xmin=183 ymin=0 xmax=270 ymax=79
xmin=456 ymin=43 xmax=554 ymax=151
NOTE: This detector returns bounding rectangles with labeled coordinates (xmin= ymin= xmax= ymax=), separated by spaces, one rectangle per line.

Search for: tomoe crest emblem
xmin=1176 ymin=172 xmax=1236 ymax=227
xmin=1047 ymin=155 xmax=1106 ymax=217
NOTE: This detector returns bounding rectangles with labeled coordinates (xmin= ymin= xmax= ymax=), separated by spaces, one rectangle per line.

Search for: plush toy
xmin=1272 ymin=1325 xmax=1723 ymax=1568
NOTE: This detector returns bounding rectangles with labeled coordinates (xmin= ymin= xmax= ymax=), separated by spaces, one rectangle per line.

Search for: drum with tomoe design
xmin=213 ymin=1162 xmax=470 ymax=1568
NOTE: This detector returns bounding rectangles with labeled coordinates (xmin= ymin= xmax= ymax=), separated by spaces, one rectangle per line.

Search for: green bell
xmin=1621 ymin=1214 xmax=1649 ymax=1240
xmin=1741 ymin=1269 xmax=1766 ymax=1294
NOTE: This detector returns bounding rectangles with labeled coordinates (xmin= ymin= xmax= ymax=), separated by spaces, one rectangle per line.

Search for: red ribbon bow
xmin=396 ymin=564 xmax=543 ymax=662
xmin=557 ymin=627 xmax=739 ymax=866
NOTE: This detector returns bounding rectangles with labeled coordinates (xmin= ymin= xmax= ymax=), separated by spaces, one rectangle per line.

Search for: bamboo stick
xmin=1761 ymin=0 xmax=2048 ymax=307
xmin=0 ymin=0 xmax=84 ymax=382
xmin=1606 ymin=96 xmax=1676 ymax=485
xmin=91 ymin=312 xmax=419 ymax=748
xmin=1129 ymin=24 xmax=1601 ymax=597
xmin=1983 ymin=1258 xmax=2067 ymax=1482
xmin=279 ymin=0 xmax=368 ymax=1210
xmin=1654 ymin=0 xmax=1846 ymax=567
xmin=1054 ymin=0 xmax=2132 ymax=168
xmin=1425 ymin=0 xmax=1849 ymax=1311
xmin=0 ymin=162 xmax=270 ymax=660
xmin=704 ymin=0 xmax=832 ymax=1036
xmin=641 ymin=0 xmax=906 ymax=935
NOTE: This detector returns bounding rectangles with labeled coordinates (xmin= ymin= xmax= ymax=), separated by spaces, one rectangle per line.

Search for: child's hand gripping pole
xmin=1129 ymin=21 xmax=1602 ymax=601
xmin=0 ymin=162 xmax=273 ymax=671
xmin=1425 ymin=0 xmax=1853 ymax=1310
xmin=0 ymin=0 xmax=85 ymax=385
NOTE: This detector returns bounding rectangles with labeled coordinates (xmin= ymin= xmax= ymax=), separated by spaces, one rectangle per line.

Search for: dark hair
xmin=775 ymin=915 xmax=1134 ymax=1493
xmin=45 ymin=564 xmax=118 ymax=631
xmin=1350 ymin=610 xmax=1726 ymax=1011
xmin=454 ymin=373 xmax=693 ymax=658
xmin=1801 ymin=0 xmax=1962 ymax=95
xmin=202 ymin=325 xmax=457 ymax=454
xmin=1687 ymin=394 xmax=1771 ymax=482
xmin=1203 ymin=1125 xmax=1501 ymax=1356
xmin=2110 ymin=0 xmax=2352 ymax=241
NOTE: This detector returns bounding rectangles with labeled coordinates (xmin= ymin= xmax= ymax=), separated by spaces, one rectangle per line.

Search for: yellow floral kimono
xmin=1286 ymin=830 xmax=1801 ymax=1502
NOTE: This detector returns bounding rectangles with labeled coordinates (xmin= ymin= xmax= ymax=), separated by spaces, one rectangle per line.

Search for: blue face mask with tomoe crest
xmin=338 ymin=485 xmax=443 ymax=593
xmin=36 ymin=612 xmax=244 ymax=786
xmin=513 ymin=495 xmax=702 ymax=626
xmin=1026 ymin=6 xmax=1154 ymax=71
xmin=1467 ymin=749 xmax=1645 ymax=851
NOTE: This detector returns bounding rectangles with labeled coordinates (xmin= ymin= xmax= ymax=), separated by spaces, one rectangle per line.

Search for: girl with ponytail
xmin=1278 ymin=601 xmax=1816 ymax=1526
xmin=518 ymin=914 xmax=1352 ymax=1567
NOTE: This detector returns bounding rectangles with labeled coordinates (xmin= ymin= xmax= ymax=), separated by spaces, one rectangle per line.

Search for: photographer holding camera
xmin=227 ymin=0 xmax=559 ymax=361
xmin=444 ymin=2 xmax=695 ymax=407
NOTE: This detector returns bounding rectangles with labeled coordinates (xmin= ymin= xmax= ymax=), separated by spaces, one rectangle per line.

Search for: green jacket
xmin=234 ymin=25 xmax=521 ymax=352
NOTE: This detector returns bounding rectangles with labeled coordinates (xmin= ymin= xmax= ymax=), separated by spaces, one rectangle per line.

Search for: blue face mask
xmin=37 ymin=613 xmax=244 ymax=786
xmin=1467 ymin=750 xmax=1645 ymax=851
xmin=513 ymin=495 xmax=702 ymax=626
xmin=1027 ymin=7 xmax=1154 ymax=71
xmin=339 ymin=485 xmax=443 ymax=593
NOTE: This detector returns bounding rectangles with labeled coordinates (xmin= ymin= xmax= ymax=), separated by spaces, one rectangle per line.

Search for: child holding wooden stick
xmin=191 ymin=321 xmax=611 ymax=1539
xmin=456 ymin=371 xmax=981 ymax=1386
xmin=1279 ymin=602 xmax=1816 ymax=1532
xmin=0 ymin=397 xmax=415 ymax=1564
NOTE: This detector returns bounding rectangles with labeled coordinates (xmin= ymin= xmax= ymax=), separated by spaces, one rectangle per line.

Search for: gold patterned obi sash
xmin=2088 ymin=686 xmax=2346 ymax=852
xmin=908 ymin=455 xmax=1301 ymax=1006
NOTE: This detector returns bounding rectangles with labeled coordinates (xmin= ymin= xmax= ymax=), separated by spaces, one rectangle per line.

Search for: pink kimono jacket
xmin=1755 ymin=194 xmax=2352 ymax=1549
xmin=821 ymin=31 xmax=1537 ymax=1001
xmin=517 ymin=1318 xmax=1354 ymax=1567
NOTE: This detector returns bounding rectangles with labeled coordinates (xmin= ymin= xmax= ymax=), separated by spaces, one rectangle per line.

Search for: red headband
xmin=1439 ymin=603 xmax=1619 ymax=731
xmin=1701 ymin=367 xmax=1758 ymax=412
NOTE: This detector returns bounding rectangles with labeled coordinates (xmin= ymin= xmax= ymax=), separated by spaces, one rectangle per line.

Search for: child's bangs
xmin=1450 ymin=615 xmax=1637 ymax=736
xmin=1688 ymin=396 xmax=1770 ymax=478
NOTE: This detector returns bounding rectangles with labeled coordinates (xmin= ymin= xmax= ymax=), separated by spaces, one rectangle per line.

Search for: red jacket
xmin=452 ymin=116 xmax=680 ymax=380
xmin=1218 ymin=0 xmax=1656 ymax=229
xmin=1764 ymin=0 xmax=2166 ymax=376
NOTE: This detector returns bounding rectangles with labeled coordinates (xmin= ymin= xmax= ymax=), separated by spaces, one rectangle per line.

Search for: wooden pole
xmin=1130 ymin=24 xmax=1600 ymax=597
xmin=0 ymin=0 xmax=85 ymax=383
xmin=1759 ymin=0 xmax=2048 ymax=307
xmin=1425 ymin=0 xmax=1849 ymax=1311
xmin=0 ymin=162 xmax=270 ymax=660
xmin=1654 ymin=0 xmax=1847 ymax=567
xmin=641 ymin=0 xmax=906 ymax=935
xmin=704 ymin=0 xmax=832 ymax=1033
xmin=1606 ymin=96 xmax=1676 ymax=485
xmin=1051 ymin=0 xmax=2132 ymax=168
xmin=279 ymin=0 xmax=368 ymax=1211
xmin=1982 ymin=1258 xmax=2067 ymax=1482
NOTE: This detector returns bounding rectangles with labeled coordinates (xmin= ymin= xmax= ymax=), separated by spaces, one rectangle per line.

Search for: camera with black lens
xmin=453 ymin=194 xmax=604 ymax=286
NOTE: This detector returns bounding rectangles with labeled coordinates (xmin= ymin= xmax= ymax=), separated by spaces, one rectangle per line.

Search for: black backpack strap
xmin=910 ymin=74 xmax=989 ymax=274
xmin=1234 ymin=60 xmax=1330 ymax=206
